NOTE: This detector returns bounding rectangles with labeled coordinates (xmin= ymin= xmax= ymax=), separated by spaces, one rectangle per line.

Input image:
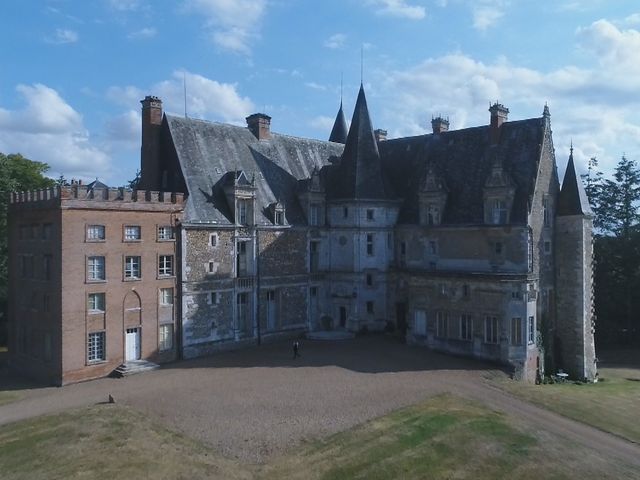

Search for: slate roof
xmin=86 ymin=179 xmax=109 ymax=190
xmin=329 ymin=102 xmax=348 ymax=144
xmin=329 ymin=85 xmax=393 ymax=201
xmin=557 ymin=149 xmax=593 ymax=216
xmin=165 ymin=115 xmax=343 ymax=225
xmin=378 ymin=118 xmax=547 ymax=224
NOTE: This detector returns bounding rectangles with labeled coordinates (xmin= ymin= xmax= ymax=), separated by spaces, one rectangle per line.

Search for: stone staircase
xmin=111 ymin=360 xmax=160 ymax=378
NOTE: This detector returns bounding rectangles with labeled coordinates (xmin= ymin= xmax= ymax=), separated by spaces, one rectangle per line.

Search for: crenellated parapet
xmin=9 ymin=186 xmax=185 ymax=209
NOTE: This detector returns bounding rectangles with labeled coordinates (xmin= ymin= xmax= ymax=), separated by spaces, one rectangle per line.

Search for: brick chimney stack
xmin=246 ymin=113 xmax=271 ymax=140
xmin=489 ymin=102 xmax=509 ymax=144
xmin=140 ymin=96 xmax=163 ymax=190
xmin=374 ymin=129 xmax=387 ymax=142
xmin=431 ymin=116 xmax=450 ymax=134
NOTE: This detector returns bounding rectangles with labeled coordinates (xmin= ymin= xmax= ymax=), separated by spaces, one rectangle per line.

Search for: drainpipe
xmin=256 ymin=226 xmax=261 ymax=345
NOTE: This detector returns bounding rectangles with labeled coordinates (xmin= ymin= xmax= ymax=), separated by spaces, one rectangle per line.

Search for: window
xmin=366 ymin=301 xmax=374 ymax=314
xmin=366 ymin=234 xmax=374 ymax=256
xmin=428 ymin=240 xmax=438 ymax=255
xmin=124 ymin=225 xmax=141 ymax=241
xmin=309 ymin=204 xmax=319 ymax=226
xmin=310 ymin=286 xmax=318 ymax=297
xmin=159 ymin=324 xmax=174 ymax=351
xmin=43 ymin=255 xmax=52 ymax=281
xmin=275 ymin=210 xmax=284 ymax=225
xmin=436 ymin=312 xmax=448 ymax=338
xmin=124 ymin=256 xmax=141 ymax=279
xmin=160 ymin=288 xmax=174 ymax=306
xmin=237 ymin=199 xmax=248 ymax=225
xmin=366 ymin=209 xmax=374 ymax=221
xmin=543 ymin=197 xmax=550 ymax=227
xmin=158 ymin=225 xmax=175 ymax=241
xmin=439 ymin=283 xmax=447 ymax=296
xmin=236 ymin=241 xmax=248 ymax=276
xmin=484 ymin=316 xmax=499 ymax=344
xmin=492 ymin=199 xmax=508 ymax=224
xmin=209 ymin=233 xmax=218 ymax=247
xmin=208 ymin=261 xmax=216 ymax=274
xmin=209 ymin=292 xmax=219 ymax=305
xmin=42 ymin=223 xmax=52 ymax=240
xmin=528 ymin=316 xmax=535 ymax=344
xmin=87 ymin=332 xmax=105 ymax=362
xmin=366 ymin=273 xmax=373 ymax=286
xmin=88 ymin=293 xmax=106 ymax=312
xmin=544 ymin=241 xmax=551 ymax=254
xmin=310 ymin=241 xmax=319 ymax=272
xmin=343 ymin=207 xmax=348 ymax=218
xmin=460 ymin=314 xmax=473 ymax=341
xmin=414 ymin=310 xmax=427 ymax=336
xmin=427 ymin=204 xmax=440 ymax=226
xmin=87 ymin=225 xmax=105 ymax=241
xmin=462 ymin=285 xmax=470 ymax=298
xmin=87 ymin=256 xmax=105 ymax=281
xmin=511 ymin=289 xmax=522 ymax=300
xmin=494 ymin=241 xmax=503 ymax=255
xmin=511 ymin=317 xmax=523 ymax=345
xmin=158 ymin=255 xmax=174 ymax=276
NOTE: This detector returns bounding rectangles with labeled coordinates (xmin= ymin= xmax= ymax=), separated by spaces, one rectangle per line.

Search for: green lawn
xmin=494 ymin=367 xmax=640 ymax=444
xmin=0 ymin=394 xmax=636 ymax=480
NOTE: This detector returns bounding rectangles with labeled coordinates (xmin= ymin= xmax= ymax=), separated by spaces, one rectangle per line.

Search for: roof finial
xmin=360 ymin=44 xmax=364 ymax=85
xmin=340 ymin=71 xmax=343 ymax=106
xmin=570 ymin=140 xmax=573 ymax=156
xmin=183 ymin=71 xmax=188 ymax=119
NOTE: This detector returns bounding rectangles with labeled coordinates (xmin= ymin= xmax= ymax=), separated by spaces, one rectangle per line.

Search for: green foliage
xmin=0 ymin=152 xmax=56 ymax=341
xmin=582 ymin=156 xmax=640 ymax=345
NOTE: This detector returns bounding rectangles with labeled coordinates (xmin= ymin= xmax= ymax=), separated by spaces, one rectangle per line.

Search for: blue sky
xmin=2 ymin=0 xmax=640 ymax=185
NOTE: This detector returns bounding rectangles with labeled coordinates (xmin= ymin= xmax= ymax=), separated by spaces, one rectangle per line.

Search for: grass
xmin=494 ymin=367 xmax=640 ymax=444
xmin=1 ymin=394 xmax=636 ymax=480
xmin=0 ymin=391 xmax=22 ymax=406
xmin=0 ymin=404 xmax=255 ymax=480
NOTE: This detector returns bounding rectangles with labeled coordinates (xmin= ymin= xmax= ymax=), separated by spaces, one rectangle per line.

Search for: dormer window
xmin=237 ymin=199 xmax=249 ymax=225
xmin=492 ymin=199 xmax=508 ymax=224
xmin=309 ymin=204 xmax=319 ymax=226
xmin=427 ymin=204 xmax=440 ymax=226
xmin=269 ymin=201 xmax=286 ymax=226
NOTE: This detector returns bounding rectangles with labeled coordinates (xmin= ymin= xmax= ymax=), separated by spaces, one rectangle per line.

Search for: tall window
xmin=87 ymin=225 xmax=105 ymax=241
xmin=492 ymin=200 xmax=508 ymax=224
xmin=124 ymin=256 xmax=141 ymax=279
xmin=237 ymin=200 xmax=248 ymax=225
xmin=275 ymin=209 xmax=284 ymax=225
xmin=310 ymin=241 xmax=319 ymax=272
xmin=366 ymin=209 xmax=374 ymax=221
xmin=159 ymin=324 xmax=173 ymax=351
xmin=543 ymin=197 xmax=550 ymax=227
xmin=87 ymin=256 xmax=105 ymax=281
xmin=158 ymin=225 xmax=174 ymax=241
xmin=436 ymin=311 xmax=448 ymax=338
xmin=42 ymin=223 xmax=52 ymax=240
xmin=43 ymin=255 xmax=52 ymax=281
xmin=484 ymin=316 xmax=499 ymax=344
xmin=88 ymin=293 xmax=106 ymax=312
xmin=414 ymin=310 xmax=427 ymax=336
xmin=428 ymin=240 xmax=438 ymax=255
xmin=528 ymin=316 xmax=536 ymax=344
xmin=160 ymin=288 xmax=174 ymax=306
xmin=460 ymin=314 xmax=473 ymax=341
xmin=366 ymin=234 xmax=374 ymax=256
xmin=158 ymin=255 xmax=174 ymax=276
xmin=124 ymin=225 xmax=141 ymax=241
xmin=309 ymin=204 xmax=319 ymax=226
xmin=366 ymin=301 xmax=374 ymax=314
xmin=87 ymin=332 xmax=105 ymax=362
xmin=427 ymin=204 xmax=440 ymax=226
xmin=510 ymin=317 xmax=523 ymax=345
xmin=236 ymin=241 xmax=248 ymax=276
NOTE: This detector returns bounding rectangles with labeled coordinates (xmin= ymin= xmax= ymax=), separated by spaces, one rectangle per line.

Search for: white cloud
xmin=310 ymin=115 xmax=335 ymax=133
xmin=106 ymin=85 xmax=145 ymax=107
xmin=324 ymin=33 xmax=347 ymax=49
xmin=183 ymin=0 xmax=267 ymax=55
xmin=471 ymin=1 xmax=508 ymax=31
xmin=128 ymin=27 xmax=157 ymax=39
xmin=624 ymin=13 xmax=640 ymax=26
xmin=108 ymin=0 xmax=143 ymax=11
xmin=0 ymin=84 xmax=111 ymax=178
xmin=373 ymin=20 xmax=640 ymax=176
xmin=367 ymin=0 xmax=426 ymax=20
xmin=305 ymin=82 xmax=328 ymax=91
xmin=105 ymin=110 xmax=141 ymax=148
xmin=45 ymin=28 xmax=79 ymax=44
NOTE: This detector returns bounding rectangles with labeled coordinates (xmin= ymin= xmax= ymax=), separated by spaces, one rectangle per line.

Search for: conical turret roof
xmin=558 ymin=148 xmax=593 ymax=216
xmin=329 ymin=102 xmax=348 ymax=144
xmin=334 ymin=85 xmax=389 ymax=200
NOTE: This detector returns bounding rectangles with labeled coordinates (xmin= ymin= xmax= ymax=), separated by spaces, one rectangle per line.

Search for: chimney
xmin=140 ymin=96 xmax=163 ymax=190
xmin=246 ymin=113 xmax=271 ymax=140
xmin=489 ymin=102 xmax=509 ymax=144
xmin=431 ymin=116 xmax=449 ymax=134
xmin=374 ymin=129 xmax=387 ymax=142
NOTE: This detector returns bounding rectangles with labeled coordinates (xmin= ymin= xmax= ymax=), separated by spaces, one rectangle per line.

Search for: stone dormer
xmin=483 ymin=158 xmax=515 ymax=224
xmin=268 ymin=201 xmax=286 ymax=226
xmin=223 ymin=170 xmax=256 ymax=225
xmin=298 ymin=167 xmax=326 ymax=226
xmin=418 ymin=165 xmax=448 ymax=226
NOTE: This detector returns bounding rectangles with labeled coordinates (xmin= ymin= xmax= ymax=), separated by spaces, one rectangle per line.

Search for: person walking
xmin=293 ymin=340 xmax=300 ymax=359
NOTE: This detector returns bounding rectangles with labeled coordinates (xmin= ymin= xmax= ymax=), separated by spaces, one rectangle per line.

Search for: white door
xmin=125 ymin=328 xmax=141 ymax=361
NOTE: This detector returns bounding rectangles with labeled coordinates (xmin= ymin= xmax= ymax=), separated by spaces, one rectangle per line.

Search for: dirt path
xmin=1 ymin=336 xmax=639 ymax=468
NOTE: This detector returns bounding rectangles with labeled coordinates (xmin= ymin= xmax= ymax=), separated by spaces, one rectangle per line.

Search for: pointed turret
xmin=329 ymin=102 xmax=348 ymax=144
xmin=558 ymin=147 xmax=593 ymax=217
xmin=336 ymin=84 xmax=388 ymax=199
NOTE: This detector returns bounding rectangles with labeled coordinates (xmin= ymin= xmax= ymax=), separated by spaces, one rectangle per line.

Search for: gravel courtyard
xmin=2 ymin=335 xmax=640 ymax=467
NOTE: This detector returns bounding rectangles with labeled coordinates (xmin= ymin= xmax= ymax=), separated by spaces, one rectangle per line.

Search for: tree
xmin=128 ymin=169 xmax=141 ymax=190
xmin=583 ymin=156 xmax=640 ymax=345
xmin=0 ymin=153 xmax=55 ymax=344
